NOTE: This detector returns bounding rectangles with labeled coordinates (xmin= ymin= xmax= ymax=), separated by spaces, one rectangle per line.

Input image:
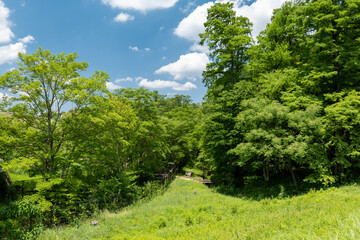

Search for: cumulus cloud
xmin=173 ymin=82 xmax=197 ymax=91
xmin=106 ymin=82 xmax=122 ymax=90
xmin=0 ymin=1 xmax=34 ymax=65
xmin=19 ymin=35 xmax=35 ymax=44
xmin=102 ymin=0 xmax=178 ymax=12
xmin=114 ymin=12 xmax=135 ymax=22
xmin=0 ymin=42 xmax=27 ymax=65
xmin=174 ymin=2 xmax=213 ymax=42
xmin=0 ymin=0 xmax=14 ymax=44
xmin=155 ymin=52 xmax=209 ymax=81
xmin=115 ymin=77 xmax=133 ymax=82
xmin=135 ymin=77 xmax=147 ymax=82
xmin=174 ymin=0 xmax=286 ymax=43
xmin=233 ymin=0 xmax=287 ymax=37
xmin=138 ymin=79 xmax=197 ymax=91
xmin=189 ymin=43 xmax=210 ymax=54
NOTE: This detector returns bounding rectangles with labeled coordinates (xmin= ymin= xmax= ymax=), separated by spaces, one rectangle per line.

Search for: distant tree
xmin=161 ymin=95 xmax=202 ymax=169
xmin=115 ymin=88 xmax=169 ymax=183
xmin=64 ymin=95 xmax=137 ymax=182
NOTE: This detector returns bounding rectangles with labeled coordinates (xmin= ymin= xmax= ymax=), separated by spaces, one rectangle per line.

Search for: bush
xmin=91 ymin=174 xmax=140 ymax=210
xmin=0 ymin=200 xmax=43 ymax=240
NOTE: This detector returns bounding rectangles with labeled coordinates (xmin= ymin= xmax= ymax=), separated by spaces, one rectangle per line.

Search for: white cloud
xmin=114 ymin=12 xmax=135 ymax=22
xmin=129 ymin=46 xmax=151 ymax=52
xmin=115 ymin=77 xmax=133 ymax=82
xmin=0 ymin=42 xmax=27 ymax=65
xmin=173 ymin=82 xmax=197 ymax=91
xmin=189 ymin=43 xmax=210 ymax=54
xmin=19 ymin=35 xmax=35 ymax=44
xmin=0 ymin=0 xmax=14 ymax=43
xmin=174 ymin=0 xmax=286 ymax=43
xmin=0 ymin=1 xmax=34 ymax=65
xmin=129 ymin=46 xmax=139 ymax=52
xmin=179 ymin=1 xmax=196 ymax=13
xmin=102 ymin=0 xmax=178 ymax=12
xmin=174 ymin=2 xmax=213 ymax=42
xmin=135 ymin=77 xmax=147 ymax=82
xmin=106 ymin=82 xmax=122 ymax=90
xmin=138 ymin=79 xmax=197 ymax=91
xmin=139 ymin=79 xmax=178 ymax=89
xmin=155 ymin=52 xmax=209 ymax=81
xmin=233 ymin=0 xmax=287 ymax=38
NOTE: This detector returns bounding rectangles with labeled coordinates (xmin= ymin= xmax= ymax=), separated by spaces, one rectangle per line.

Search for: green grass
xmin=182 ymin=167 xmax=203 ymax=177
xmin=39 ymin=179 xmax=360 ymax=240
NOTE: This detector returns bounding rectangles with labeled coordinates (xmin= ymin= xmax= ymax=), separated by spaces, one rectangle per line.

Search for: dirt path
xmin=176 ymin=176 xmax=211 ymax=184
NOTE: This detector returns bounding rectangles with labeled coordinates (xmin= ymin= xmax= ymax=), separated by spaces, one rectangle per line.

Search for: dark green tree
xmin=199 ymin=2 xmax=253 ymax=90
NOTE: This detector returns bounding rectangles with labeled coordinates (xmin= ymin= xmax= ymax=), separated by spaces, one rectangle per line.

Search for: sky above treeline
xmin=0 ymin=0 xmax=287 ymax=103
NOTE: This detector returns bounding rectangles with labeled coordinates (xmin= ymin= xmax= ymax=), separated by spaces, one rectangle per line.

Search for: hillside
xmin=39 ymin=178 xmax=360 ymax=240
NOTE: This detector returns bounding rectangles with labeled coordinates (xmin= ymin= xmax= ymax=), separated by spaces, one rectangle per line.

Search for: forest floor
xmin=38 ymin=178 xmax=360 ymax=240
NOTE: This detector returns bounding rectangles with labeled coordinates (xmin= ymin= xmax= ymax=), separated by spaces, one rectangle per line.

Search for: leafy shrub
xmin=0 ymin=200 xmax=43 ymax=240
xmin=91 ymin=174 xmax=140 ymax=210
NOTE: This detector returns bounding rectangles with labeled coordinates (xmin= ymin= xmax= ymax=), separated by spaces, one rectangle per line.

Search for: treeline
xmin=0 ymin=49 xmax=201 ymax=238
xmin=197 ymin=0 xmax=360 ymax=189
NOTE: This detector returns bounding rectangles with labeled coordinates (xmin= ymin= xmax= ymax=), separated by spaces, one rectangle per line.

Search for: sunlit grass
xmin=39 ymin=179 xmax=360 ymax=240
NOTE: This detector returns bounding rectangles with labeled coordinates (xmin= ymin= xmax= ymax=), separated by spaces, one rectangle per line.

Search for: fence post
xmin=21 ymin=181 xmax=24 ymax=199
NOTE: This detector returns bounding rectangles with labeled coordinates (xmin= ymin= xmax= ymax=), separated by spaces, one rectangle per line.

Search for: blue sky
xmin=0 ymin=0 xmax=286 ymax=103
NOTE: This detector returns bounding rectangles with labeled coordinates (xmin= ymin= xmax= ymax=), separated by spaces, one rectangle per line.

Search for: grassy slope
xmin=39 ymin=179 xmax=360 ymax=240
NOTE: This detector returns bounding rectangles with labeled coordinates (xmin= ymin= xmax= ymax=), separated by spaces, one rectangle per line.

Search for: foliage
xmin=0 ymin=47 xmax=109 ymax=178
xmin=198 ymin=0 xmax=360 ymax=188
xmin=200 ymin=2 xmax=252 ymax=89
xmin=0 ymin=200 xmax=43 ymax=240
xmin=91 ymin=174 xmax=140 ymax=210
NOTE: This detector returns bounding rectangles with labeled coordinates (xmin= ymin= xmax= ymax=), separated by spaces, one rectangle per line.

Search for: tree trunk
xmin=263 ymin=163 xmax=270 ymax=181
xmin=288 ymin=161 xmax=299 ymax=191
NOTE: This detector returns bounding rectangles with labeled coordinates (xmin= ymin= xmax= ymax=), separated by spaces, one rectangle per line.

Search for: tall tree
xmin=198 ymin=3 xmax=255 ymax=185
xmin=199 ymin=2 xmax=253 ymax=91
xmin=0 ymin=48 xmax=108 ymax=178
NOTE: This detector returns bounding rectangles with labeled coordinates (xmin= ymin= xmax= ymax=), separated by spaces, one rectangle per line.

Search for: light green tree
xmin=0 ymin=47 xmax=108 ymax=178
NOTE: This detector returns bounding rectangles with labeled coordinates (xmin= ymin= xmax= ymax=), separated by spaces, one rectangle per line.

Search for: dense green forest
xmin=1 ymin=0 xmax=359 ymax=239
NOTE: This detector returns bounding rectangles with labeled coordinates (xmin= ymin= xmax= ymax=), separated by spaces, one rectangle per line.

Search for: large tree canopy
xmin=0 ymin=48 xmax=109 ymax=178
xmin=198 ymin=0 xmax=360 ymax=187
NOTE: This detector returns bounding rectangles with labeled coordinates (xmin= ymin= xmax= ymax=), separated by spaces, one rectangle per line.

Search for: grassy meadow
xmin=38 ymin=178 xmax=360 ymax=240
